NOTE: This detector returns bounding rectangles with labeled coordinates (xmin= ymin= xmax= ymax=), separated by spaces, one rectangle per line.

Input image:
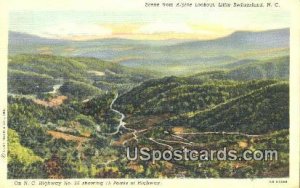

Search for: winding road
xmin=176 ymin=131 xmax=262 ymax=138
xmin=103 ymin=93 xmax=138 ymax=145
xmin=103 ymin=93 xmax=126 ymax=136
xmin=148 ymin=138 xmax=173 ymax=150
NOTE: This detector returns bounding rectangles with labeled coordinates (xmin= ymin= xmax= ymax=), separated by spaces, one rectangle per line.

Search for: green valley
xmin=7 ymin=29 xmax=289 ymax=178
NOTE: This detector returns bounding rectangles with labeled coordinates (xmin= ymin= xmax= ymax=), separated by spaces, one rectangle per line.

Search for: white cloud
xmin=39 ymin=23 xmax=112 ymax=38
xmin=137 ymin=22 xmax=193 ymax=34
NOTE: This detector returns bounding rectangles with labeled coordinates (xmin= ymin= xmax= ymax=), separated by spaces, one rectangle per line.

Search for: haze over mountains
xmin=9 ymin=28 xmax=289 ymax=75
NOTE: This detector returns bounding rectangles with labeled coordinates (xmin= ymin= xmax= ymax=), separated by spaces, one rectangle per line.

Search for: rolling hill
xmin=192 ymin=56 xmax=289 ymax=80
xmin=161 ymin=82 xmax=289 ymax=134
xmin=8 ymin=54 xmax=155 ymax=96
xmin=116 ymin=58 xmax=289 ymax=135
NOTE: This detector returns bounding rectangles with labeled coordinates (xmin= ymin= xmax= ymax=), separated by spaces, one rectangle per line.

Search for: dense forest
xmin=7 ymin=54 xmax=289 ymax=178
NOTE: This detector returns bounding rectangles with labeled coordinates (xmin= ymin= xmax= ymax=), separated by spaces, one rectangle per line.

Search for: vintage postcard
xmin=0 ymin=0 xmax=299 ymax=187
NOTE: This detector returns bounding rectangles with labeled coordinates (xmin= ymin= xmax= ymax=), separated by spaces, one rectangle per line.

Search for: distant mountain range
xmin=9 ymin=32 xmax=67 ymax=45
xmin=9 ymin=28 xmax=289 ymax=75
xmin=168 ymin=28 xmax=289 ymax=50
